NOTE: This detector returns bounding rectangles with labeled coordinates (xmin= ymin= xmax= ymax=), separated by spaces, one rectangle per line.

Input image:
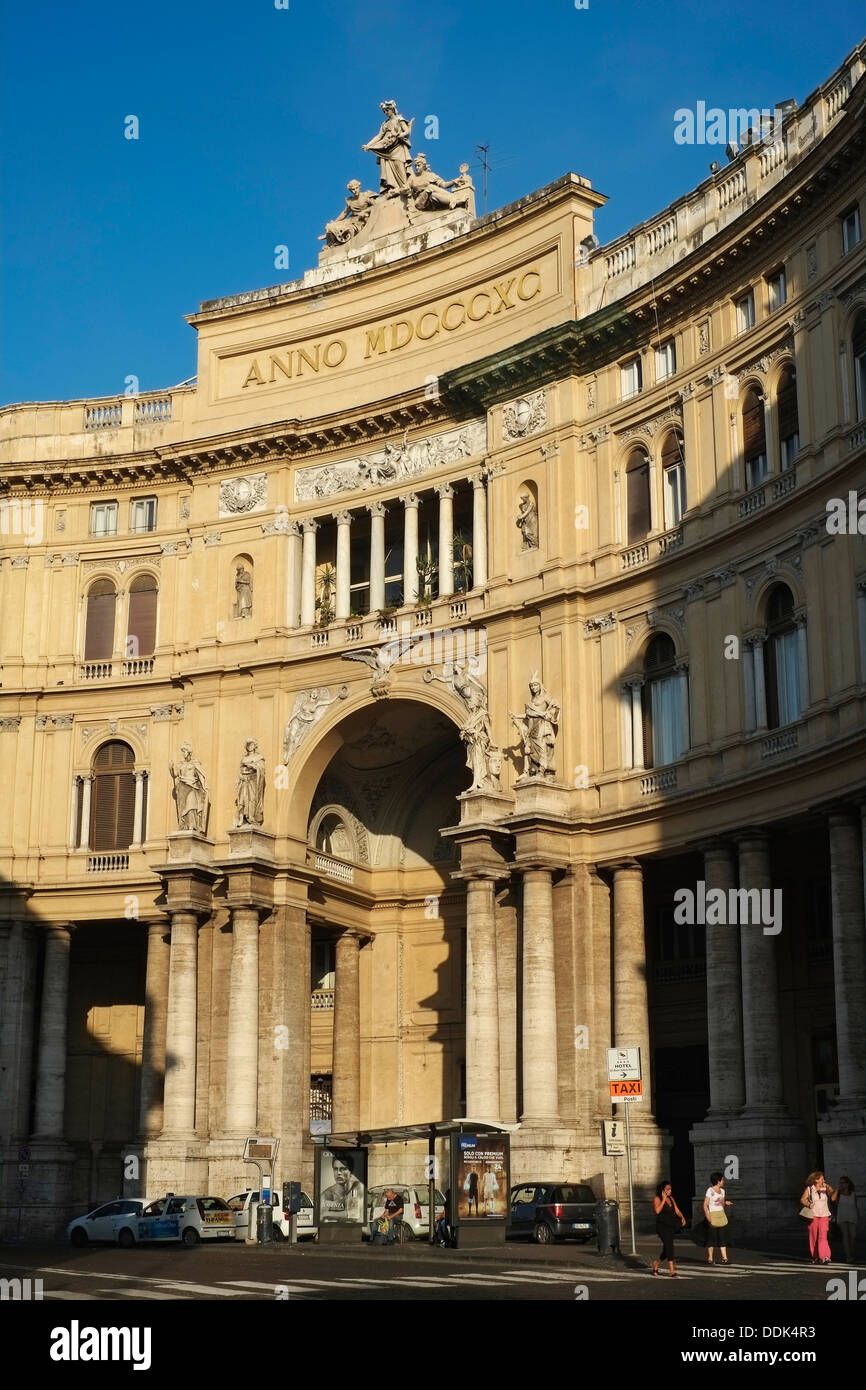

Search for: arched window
xmin=853 ymin=312 xmax=866 ymax=421
xmin=642 ymin=634 xmax=687 ymax=767
xmin=661 ymin=431 xmax=686 ymax=528
xmin=626 ymin=449 xmax=651 ymax=544
xmin=315 ymin=812 xmax=353 ymax=861
xmin=764 ymin=584 xmax=800 ymax=728
xmin=84 ymin=579 xmax=116 ymax=661
xmin=126 ymin=573 xmax=158 ymax=658
xmin=777 ymin=366 xmax=799 ymax=469
xmin=90 ymin=741 xmax=136 ymax=851
xmin=742 ymin=386 xmax=767 ymax=490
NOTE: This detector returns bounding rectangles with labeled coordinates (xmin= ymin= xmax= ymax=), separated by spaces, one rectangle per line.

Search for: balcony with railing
xmin=86 ymin=852 xmax=131 ymax=873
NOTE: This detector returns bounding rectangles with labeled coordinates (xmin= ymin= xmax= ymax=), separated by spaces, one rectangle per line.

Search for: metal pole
xmin=428 ymin=1126 xmax=436 ymax=1245
xmin=624 ymin=1103 xmax=636 ymax=1255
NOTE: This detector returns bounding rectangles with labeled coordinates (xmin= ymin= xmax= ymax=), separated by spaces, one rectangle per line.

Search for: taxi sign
xmin=609 ymin=1079 xmax=643 ymax=1102
xmin=607 ymin=1047 xmax=641 ymax=1081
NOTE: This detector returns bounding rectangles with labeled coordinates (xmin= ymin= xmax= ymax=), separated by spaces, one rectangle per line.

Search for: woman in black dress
xmin=651 ymin=1180 xmax=687 ymax=1277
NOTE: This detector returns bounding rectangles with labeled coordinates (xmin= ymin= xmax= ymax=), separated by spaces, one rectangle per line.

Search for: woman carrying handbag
xmin=703 ymin=1171 xmax=733 ymax=1265
xmin=800 ymin=1171 xmax=836 ymax=1264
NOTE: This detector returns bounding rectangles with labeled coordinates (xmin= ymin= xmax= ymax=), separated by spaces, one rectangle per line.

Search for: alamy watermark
xmin=674 ymin=103 xmax=784 ymax=148
xmin=674 ymin=881 xmax=782 ymax=935
xmin=0 ymin=497 xmax=44 ymax=544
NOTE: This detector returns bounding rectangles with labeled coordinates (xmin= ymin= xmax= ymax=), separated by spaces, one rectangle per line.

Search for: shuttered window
xmin=626 ymin=451 xmax=651 ymax=544
xmin=90 ymin=741 xmax=135 ymax=851
xmin=84 ymin=580 xmax=116 ymax=660
xmin=126 ymin=575 xmax=158 ymax=657
xmin=642 ymin=635 xmax=682 ymax=768
xmin=777 ymin=367 xmax=799 ymax=467
xmin=742 ymin=388 xmax=767 ymax=488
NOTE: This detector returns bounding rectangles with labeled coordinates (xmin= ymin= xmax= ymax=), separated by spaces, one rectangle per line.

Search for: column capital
xmin=469 ymin=470 xmax=486 ymax=489
xmin=825 ymin=803 xmax=863 ymax=828
xmin=302 ymin=518 xmax=320 ymax=534
xmin=692 ymin=835 xmax=737 ymax=857
xmin=734 ymin=825 xmax=772 ymax=847
xmin=623 ymin=675 xmax=644 ymax=691
xmin=743 ymin=630 xmax=766 ymax=649
xmin=287 ymin=520 xmax=302 ymax=538
xmin=434 ymin=482 xmax=455 ymax=499
xmin=44 ymin=921 xmax=76 ymax=941
xmin=368 ymin=501 xmax=386 ymax=518
xmin=400 ymin=491 xmax=419 ymax=508
xmin=604 ymin=857 xmax=643 ymax=876
xmin=333 ymin=510 xmax=353 ymax=526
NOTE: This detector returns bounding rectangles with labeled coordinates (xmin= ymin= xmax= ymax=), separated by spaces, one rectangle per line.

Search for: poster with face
xmin=316 ymin=1147 xmax=367 ymax=1224
xmin=452 ymin=1134 xmax=510 ymax=1221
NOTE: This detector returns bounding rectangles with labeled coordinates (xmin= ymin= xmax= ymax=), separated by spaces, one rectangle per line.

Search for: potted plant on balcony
xmin=453 ymin=531 xmax=473 ymax=593
xmin=416 ymin=553 xmax=438 ymax=606
xmin=316 ymin=563 xmax=336 ymax=627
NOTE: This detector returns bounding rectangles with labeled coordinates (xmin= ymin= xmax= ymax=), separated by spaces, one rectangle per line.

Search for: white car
xmin=227 ymin=1189 xmax=317 ymax=1241
xmin=68 ymin=1198 xmax=153 ymax=1247
xmin=119 ymin=1195 xmax=236 ymax=1246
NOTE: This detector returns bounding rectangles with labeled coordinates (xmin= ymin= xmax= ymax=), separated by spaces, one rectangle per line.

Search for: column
xmin=738 ymin=833 xmax=784 ymax=1109
xmin=628 ymin=679 xmax=644 ymax=769
xmin=402 ymin=493 xmax=419 ymax=603
xmin=471 ymin=473 xmax=488 ymax=588
xmin=858 ymin=580 xmax=866 ymax=684
xmin=435 ymin=483 xmax=454 ymax=597
xmin=132 ymin=770 xmax=145 ymax=846
xmin=225 ymin=907 xmax=260 ymax=1134
xmin=751 ymin=636 xmax=768 ymax=730
xmin=621 ymin=685 xmax=634 ymax=768
xmin=286 ymin=522 xmax=302 ymax=628
xmin=521 ymin=868 xmax=559 ymax=1125
xmin=80 ymin=774 xmax=93 ymax=846
xmin=334 ymin=511 xmax=352 ymax=621
xmin=300 ymin=519 xmax=319 ymax=626
xmin=139 ymin=922 xmax=171 ymax=1136
xmin=32 ymin=923 xmax=74 ymax=1138
xmin=829 ymin=811 xmax=866 ymax=1102
xmin=161 ymin=910 xmax=199 ymax=1135
xmin=612 ymin=862 xmax=653 ymax=1113
xmin=0 ymin=921 xmax=38 ymax=1139
xmin=368 ymin=503 xmax=386 ymax=614
xmin=675 ymin=662 xmax=690 ymax=756
xmin=702 ymin=842 xmax=745 ymax=1113
xmin=465 ymin=877 xmax=501 ymax=1118
xmin=68 ymin=776 xmax=81 ymax=849
xmin=332 ymin=930 xmax=361 ymax=1131
xmin=795 ymin=614 xmax=809 ymax=714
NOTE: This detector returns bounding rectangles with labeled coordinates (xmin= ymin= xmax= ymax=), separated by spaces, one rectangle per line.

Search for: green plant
xmin=416 ymin=553 xmax=438 ymax=604
xmin=453 ymin=530 xmax=473 ymax=592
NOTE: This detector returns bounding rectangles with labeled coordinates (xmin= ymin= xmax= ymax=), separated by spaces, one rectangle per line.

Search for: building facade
xmin=1 ymin=46 xmax=865 ymax=1238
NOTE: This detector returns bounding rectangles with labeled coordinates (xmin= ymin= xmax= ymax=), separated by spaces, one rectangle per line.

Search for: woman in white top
xmin=799 ymin=1170 xmax=836 ymax=1264
xmin=702 ymin=1171 xmax=733 ymax=1265
xmin=834 ymin=1177 xmax=859 ymax=1263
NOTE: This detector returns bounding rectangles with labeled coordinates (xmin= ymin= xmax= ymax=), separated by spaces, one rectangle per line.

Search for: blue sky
xmin=1 ymin=0 xmax=863 ymax=405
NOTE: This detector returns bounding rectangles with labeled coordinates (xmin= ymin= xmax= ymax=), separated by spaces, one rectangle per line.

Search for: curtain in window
xmin=650 ymin=675 xmax=681 ymax=766
xmin=773 ymin=629 xmax=800 ymax=725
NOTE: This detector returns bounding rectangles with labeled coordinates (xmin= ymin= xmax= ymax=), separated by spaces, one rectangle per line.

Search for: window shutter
xmin=84 ymin=581 xmax=116 ymax=660
xmin=660 ymin=433 xmax=682 ymax=471
xmin=626 ymin=456 xmax=651 ymax=544
xmin=777 ymin=370 xmax=798 ymax=441
xmin=127 ymin=577 xmax=158 ymax=657
xmin=742 ymin=392 xmax=765 ymax=461
xmin=91 ymin=742 xmax=135 ymax=850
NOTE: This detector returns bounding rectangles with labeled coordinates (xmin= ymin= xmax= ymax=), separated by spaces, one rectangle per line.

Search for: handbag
xmin=377 ymin=1217 xmax=390 ymax=1235
xmin=708 ymin=1209 xmax=728 ymax=1228
xmin=799 ymin=1205 xmax=814 ymax=1221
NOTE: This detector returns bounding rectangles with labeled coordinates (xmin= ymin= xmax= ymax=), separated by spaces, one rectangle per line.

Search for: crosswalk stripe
xmin=220 ymin=1280 xmax=323 ymax=1293
xmin=43 ymin=1290 xmax=101 ymax=1300
xmin=98 ymin=1289 xmax=178 ymax=1300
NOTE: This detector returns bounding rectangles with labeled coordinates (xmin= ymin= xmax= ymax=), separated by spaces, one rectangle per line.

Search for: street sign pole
xmin=624 ymin=1101 xmax=636 ymax=1255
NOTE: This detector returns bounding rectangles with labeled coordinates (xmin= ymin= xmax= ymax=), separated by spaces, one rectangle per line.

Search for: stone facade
xmin=2 ymin=44 xmax=866 ymax=1239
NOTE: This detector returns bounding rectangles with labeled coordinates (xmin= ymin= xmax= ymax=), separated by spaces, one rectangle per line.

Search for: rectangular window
xmin=766 ymin=268 xmax=786 ymax=313
xmin=311 ymin=940 xmax=335 ymax=992
xmin=130 ymin=496 xmax=158 ymax=532
xmin=780 ymin=433 xmax=800 ymax=469
xmin=663 ymin=462 xmax=686 ymax=528
xmin=655 ymin=340 xmax=676 ymax=381
xmin=650 ymin=676 xmax=682 ymax=766
xmin=620 ymin=357 xmax=642 ymax=400
xmin=842 ymin=206 xmax=861 ymax=255
xmin=90 ymin=501 xmax=118 ymax=536
xmin=735 ymin=292 xmax=755 ymax=334
xmin=774 ymin=629 xmax=801 ymax=725
xmin=745 ymin=452 xmax=769 ymax=490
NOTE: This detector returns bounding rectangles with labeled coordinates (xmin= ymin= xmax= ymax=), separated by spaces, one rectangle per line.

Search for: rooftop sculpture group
xmin=320 ymin=100 xmax=475 ymax=254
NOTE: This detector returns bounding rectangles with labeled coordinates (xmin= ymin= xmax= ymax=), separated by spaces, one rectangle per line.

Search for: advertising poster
xmin=453 ymin=1133 xmax=510 ymax=1220
xmin=315 ymin=1146 xmax=367 ymax=1225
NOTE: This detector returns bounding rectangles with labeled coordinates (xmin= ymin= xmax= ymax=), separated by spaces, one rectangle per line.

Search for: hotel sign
xmin=233 ymin=262 xmax=547 ymax=393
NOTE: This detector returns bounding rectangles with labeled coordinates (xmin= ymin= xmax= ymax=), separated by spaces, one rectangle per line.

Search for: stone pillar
xmin=80 ymin=774 xmax=93 ymax=846
xmin=795 ymin=614 xmax=809 ymax=714
xmin=435 ymin=483 xmax=454 ymax=597
xmin=132 ymin=770 xmax=145 ymax=846
xmin=494 ymin=886 xmax=518 ymax=1124
xmin=139 ymin=922 xmax=170 ymax=1136
xmin=465 ymin=877 xmax=501 ymax=1118
xmin=402 ymin=493 xmax=419 ymax=604
xmin=161 ymin=910 xmax=199 ymax=1136
xmin=828 ymin=811 xmax=866 ymax=1102
xmin=621 ymin=686 xmax=634 ymax=768
xmin=858 ymin=581 xmax=866 ymax=683
xmin=300 ymin=520 xmax=319 ymax=626
xmin=628 ymin=680 xmax=644 ymax=769
xmin=32 ymin=924 xmax=74 ymax=1138
xmin=224 ymin=907 xmax=260 ymax=1134
xmin=471 ymin=473 xmax=487 ymax=588
xmin=68 ymin=776 xmax=81 ymax=849
xmin=286 ymin=522 xmax=302 ymax=628
xmin=332 ymin=930 xmax=361 ymax=1131
xmin=702 ymin=843 xmax=745 ymax=1113
xmin=368 ymin=502 xmax=386 ymax=613
xmin=334 ymin=511 xmax=352 ymax=621
xmin=612 ymin=863 xmax=653 ymax=1114
xmin=738 ymin=833 xmax=783 ymax=1109
xmin=520 ymin=868 xmax=559 ymax=1125
xmin=751 ymin=636 xmax=768 ymax=730
xmin=0 ymin=921 xmax=38 ymax=1140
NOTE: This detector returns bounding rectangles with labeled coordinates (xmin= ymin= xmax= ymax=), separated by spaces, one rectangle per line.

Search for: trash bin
xmin=595 ymin=1199 xmax=620 ymax=1255
xmin=257 ymin=1202 xmax=274 ymax=1244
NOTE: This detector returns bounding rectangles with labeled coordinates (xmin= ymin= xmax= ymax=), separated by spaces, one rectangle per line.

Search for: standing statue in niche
xmin=234 ymin=739 xmax=266 ymax=827
xmin=169 ymin=743 xmax=209 ymax=832
xmin=234 ymin=564 xmax=253 ymax=619
xmin=516 ymin=492 xmax=539 ymax=550
xmin=362 ymin=100 xmax=414 ymax=194
xmin=510 ymin=674 xmax=560 ymax=779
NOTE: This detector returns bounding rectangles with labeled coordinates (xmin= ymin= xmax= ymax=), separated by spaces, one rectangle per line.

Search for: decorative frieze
xmin=81 ymin=555 xmax=159 ymax=573
xmin=150 ymin=704 xmax=184 ymax=721
xmin=0 ymin=717 xmax=22 ymax=732
xmin=203 ymin=533 xmax=222 ymax=547
xmin=36 ymin=714 xmax=74 ymax=731
xmin=583 ymin=612 xmax=617 ymax=636
xmin=294 ymin=419 xmax=486 ymax=502
xmin=736 ymin=337 xmax=795 ymax=382
xmin=502 ymin=391 xmax=547 ymax=441
xmin=219 ymin=472 xmax=268 ymax=517
xmin=617 ymin=405 xmax=682 ymax=444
